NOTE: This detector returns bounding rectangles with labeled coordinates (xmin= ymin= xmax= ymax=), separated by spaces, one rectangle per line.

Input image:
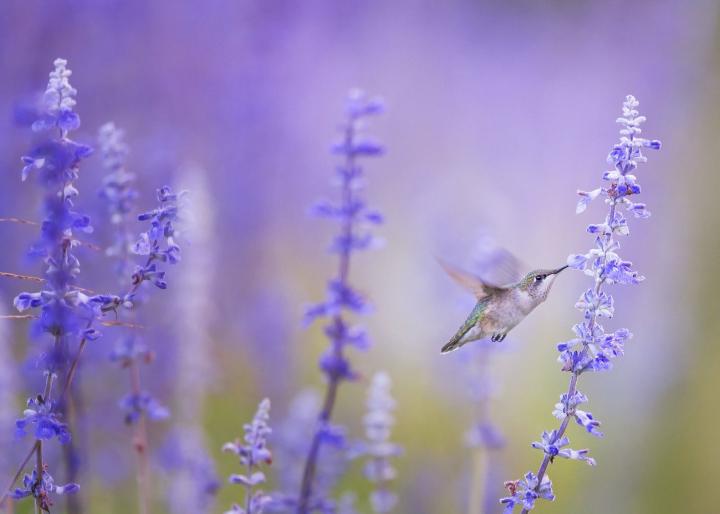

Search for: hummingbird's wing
xmin=438 ymin=258 xmax=507 ymax=299
xmin=472 ymin=244 xmax=524 ymax=288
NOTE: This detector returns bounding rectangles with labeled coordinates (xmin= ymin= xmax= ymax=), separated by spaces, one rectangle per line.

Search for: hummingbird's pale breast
xmin=464 ymin=289 xmax=532 ymax=343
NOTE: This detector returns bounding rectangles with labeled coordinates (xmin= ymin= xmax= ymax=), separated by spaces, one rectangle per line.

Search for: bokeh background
xmin=0 ymin=1 xmax=718 ymax=513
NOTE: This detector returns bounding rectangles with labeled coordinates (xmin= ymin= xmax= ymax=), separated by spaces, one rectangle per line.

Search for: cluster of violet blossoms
xmin=501 ymin=95 xmax=661 ymax=513
xmin=3 ymin=58 xmax=187 ymax=513
xmin=96 ymin=122 xmax=177 ymax=430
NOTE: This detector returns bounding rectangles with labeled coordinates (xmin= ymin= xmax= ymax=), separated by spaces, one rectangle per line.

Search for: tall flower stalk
xmin=223 ymin=399 xmax=273 ymax=514
xmin=463 ymin=343 xmax=504 ymax=514
xmin=500 ymin=95 xmax=661 ymax=513
xmin=165 ymin=168 xmax=219 ymax=514
xmin=91 ymin=183 xmax=181 ymax=514
xmin=97 ymin=122 xmax=137 ymax=277
xmin=270 ymin=390 xmax=350 ymax=513
xmin=6 ymin=58 xmax=93 ymax=512
xmin=362 ymin=372 xmax=401 ymax=514
xmin=104 ymin=171 xmax=181 ymax=514
xmin=296 ymin=89 xmax=385 ymax=513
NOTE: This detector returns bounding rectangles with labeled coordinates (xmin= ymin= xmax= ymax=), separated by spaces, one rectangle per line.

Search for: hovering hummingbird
xmin=439 ymin=259 xmax=568 ymax=354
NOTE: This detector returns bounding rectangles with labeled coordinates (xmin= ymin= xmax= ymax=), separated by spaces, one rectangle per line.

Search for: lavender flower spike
xmin=98 ymin=122 xmax=138 ymax=273
xmin=296 ymin=89 xmax=385 ymax=514
xmin=502 ymin=95 xmax=661 ymax=513
xmin=31 ymin=58 xmax=80 ymax=134
xmin=362 ymin=372 xmax=401 ymax=514
xmin=7 ymin=57 xmax=92 ymax=512
xmin=223 ymin=398 xmax=273 ymax=514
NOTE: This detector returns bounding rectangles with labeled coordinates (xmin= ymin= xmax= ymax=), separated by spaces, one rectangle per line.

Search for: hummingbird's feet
xmin=491 ymin=332 xmax=507 ymax=342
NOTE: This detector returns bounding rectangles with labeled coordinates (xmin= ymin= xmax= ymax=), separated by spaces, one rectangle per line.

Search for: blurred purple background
xmin=1 ymin=1 xmax=719 ymax=513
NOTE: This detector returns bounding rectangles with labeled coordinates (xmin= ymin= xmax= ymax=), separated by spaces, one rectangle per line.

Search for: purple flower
xmin=131 ymin=185 xmax=186 ymax=288
xmin=530 ymin=430 xmax=596 ymax=465
xmin=304 ymin=280 xmax=370 ymax=324
xmin=575 ymin=188 xmax=602 ymax=214
xmin=15 ymin=395 xmax=71 ymax=444
xmin=11 ymin=467 xmax=79 ymax=510
xmin=500 ymin=473 xmax=554 ymax=513
xmin=318 ymin=348 xmax=357 ymax=381
xmin=20 ymin=139 xmax=92 ymax=185
xmin=503 ymin=95 xmax=660 ymax=512
xmin=223 ymin=399 xmax=272 ymax=514
xmin=31 ymin=59 xmax=80 ymax=134
xmin=119 ymin=392 xmax=170 ymax=425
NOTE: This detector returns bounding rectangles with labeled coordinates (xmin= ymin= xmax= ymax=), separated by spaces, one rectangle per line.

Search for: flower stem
xmin=297 ymin=123 xmax=356 ymax=514
xmin=519 ymin=201 xmax=618 ymax=514
xmin=33 ymin=441 xmax=42 ymax=514
xmin=469 ymin=448 xmax=488 ymax=514
xmin=0 ymin=442 xmax=39 ymax=508
xmin=130 ymin=360 xmax=150 ymax=514
xmin=297 ymin=371 xmax=341 ymax=514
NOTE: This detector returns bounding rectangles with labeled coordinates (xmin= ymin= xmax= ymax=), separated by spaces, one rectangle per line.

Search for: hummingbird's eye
xmin=535 ymin=275 xmax=545 ymax=282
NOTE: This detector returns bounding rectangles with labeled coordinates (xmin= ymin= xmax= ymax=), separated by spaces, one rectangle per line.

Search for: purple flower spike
xmin=503 ymin=95 xmax=660 ymax=513
xmin=8 ymin=57 xmax=94 ymax=511
xmin=31 ymin=59 xmax=80 ymax=134
xmin=294 ymin=90 xmax=386 ymax=514
xmin=222 ymin=399 xmax=273 ymax=514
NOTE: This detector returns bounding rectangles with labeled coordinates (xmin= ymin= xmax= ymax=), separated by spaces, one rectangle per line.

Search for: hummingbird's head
xmin=519 ymin=265 xmax=569 ymax=302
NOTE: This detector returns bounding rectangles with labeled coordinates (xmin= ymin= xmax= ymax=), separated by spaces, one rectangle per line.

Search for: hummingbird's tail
xmin=441 ymin=337 xmax=466 ymax=354
xmin=440 ymin=315 xmax=477 ymax=354
xmin=440 ymin=300 xmax=488 ymax=354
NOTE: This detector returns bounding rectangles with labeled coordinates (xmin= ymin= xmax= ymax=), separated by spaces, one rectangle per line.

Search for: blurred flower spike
xmin=361 ymin=372 xmax=401 ymax=513
xmin=296 ymin=90 xmax=385 ymax=514
xmin=223 ymin=398 xmax=273 ymax=514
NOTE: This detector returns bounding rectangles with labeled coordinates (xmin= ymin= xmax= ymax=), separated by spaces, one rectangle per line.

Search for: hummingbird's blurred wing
xmin=471 ymin=243 xmax=524 ymax=287
xmin=437 ymin=258 xmax=507 ymax=299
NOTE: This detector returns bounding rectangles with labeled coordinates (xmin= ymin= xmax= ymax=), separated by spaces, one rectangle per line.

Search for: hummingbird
xmin=439 ymin=260 xmax=568 ymax=354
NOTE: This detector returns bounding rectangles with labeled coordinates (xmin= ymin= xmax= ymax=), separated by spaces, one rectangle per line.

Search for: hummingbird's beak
xmin=551 ymin=265 xmax=569 ymax=275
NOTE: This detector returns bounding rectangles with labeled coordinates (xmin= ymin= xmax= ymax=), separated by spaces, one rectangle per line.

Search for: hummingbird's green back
xmin=441 ymin=297 xmax=491 ymax=353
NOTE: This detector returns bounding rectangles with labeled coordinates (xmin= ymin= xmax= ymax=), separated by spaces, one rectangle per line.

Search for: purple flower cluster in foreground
xmin=501 ymin=95 xmax=661 ymax=513
xmin=1 ymin=58 xmax=186 ymax=514
xmin=11 ymin=58 xmax=93 ymax=509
